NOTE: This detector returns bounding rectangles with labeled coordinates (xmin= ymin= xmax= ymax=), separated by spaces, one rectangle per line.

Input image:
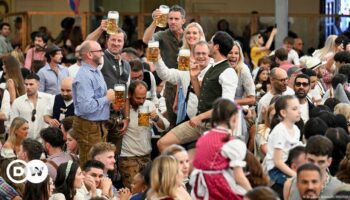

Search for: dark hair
xmin=25 ymin=73 xmax=40 ymax=81
xmin=257 ymin=56 xmax=273 ymax=68
xmin=310 ymin=105 xmax=331 ymax=118
xmin=83 ymin=160 xmax=105 ymax=172
xmin=255 ymin=67 xmax=270 ymax=91
xmin=331 ymin=74 xmax=347 ymax=89
xmin=301 ymin=68 xmax=317 ymax=77
xmin=169 ymin=5 xmax=186 ymax=18
xmin=306 ymin=135 xmax=333 ymax=157
xmin=212 ymin=31 xmax=234 ymax=56
xmin=61 ymin=116 xmax=74 ymax=132
xmin=324 ymin=98 xmax=341 ymax=113
xmin=31 ymin=60 xmax=46 ymax=73
xmin=286 ymin=146 xmax=306 ymax=167
xmin=54 ymin=161 xmax=79 ymax=200
xmin=271 ymin=95 xmax=296 ymax=128
xmin=302 ymin=117 xmax=328 ymax=140
xmin=334 ymin=51 xmax=350 ymax=63
xmin=336 ymin=143 xmax=350 ymax=184
xmin=244 ymin=186 xmax=279 ymax=200
xmin=122 ymin=47 xmax=139 ymax=59
xmin=23 ymin=175 xmax=50 ymax=200
xmin=139 ymin=162 xmax=152 ymax=200
xmin=129 ymin=80 xmax=148 ymax=96
xmin=34 ymin=31 xmax=49 ymax=44
xmin=294 ymin=73 xmax=310 ymax=85
xmin=317 ymin=111 xmax=337 ymax=128
xmin=325 ymin=128 xmax=350 ymax=176
xmin=106 ymin=28 xmax=127 ymax=42
xmin=3 ymin=55 xmax=26 ymax=96
xmin=283 ymin=36 xmax=295 ymax=45
xmin=0 ymin=22 xmax=10 ymax=30
xmin=130 ymin=59 xmax=144 ymax=72
xmin=245 ymin=151 xmax=269 ymax=187
xmin=22 ymin=138 xmax=44 ymax=161
xmin=339 ymin=64 xmax=350 ymax=83
xmin=275 ymin=48 xmax=288 ymax=61
xmin=211 ymin=98 xmax=239 ymax=128
xmin=40 ymin=127 xmax=65 ymax=148
xmin=334 ymin=114 xmax=349 ymax=134
xmin=297 ymin=163 xmax=322 ymax=180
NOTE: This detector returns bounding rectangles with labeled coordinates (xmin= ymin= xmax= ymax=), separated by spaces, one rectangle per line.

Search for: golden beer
xmin=138 ymin=106 xmax=150 ymax=127
xmin=178 ymin=49 xmax=191 ymax=71
xmin=114 ymin=84 xmax=126 ymax=109
xmin=156 ymin=5 xmax=169 ymax=28
xmin=107 ymin=11 xmax=119 ymax=35
xmin=146 ymin=41 xmax=160 ymax=62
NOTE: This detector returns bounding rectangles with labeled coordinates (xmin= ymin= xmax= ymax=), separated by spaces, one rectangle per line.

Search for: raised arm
xmin=85 ymin=20 xmax=107 ymax=41
xmin=142 ymin=9 xmax=161 ymax=43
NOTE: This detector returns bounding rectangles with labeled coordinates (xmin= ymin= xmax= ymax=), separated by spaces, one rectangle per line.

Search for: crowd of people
xmin=1 ymin=4 xmax=350 ymax=200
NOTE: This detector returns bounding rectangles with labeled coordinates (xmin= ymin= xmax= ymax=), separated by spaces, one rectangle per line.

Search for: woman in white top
xmin=263 ymin=95 xmax=302 ymax=186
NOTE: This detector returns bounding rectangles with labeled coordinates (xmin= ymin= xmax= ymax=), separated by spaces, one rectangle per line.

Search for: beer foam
xmin=148 ymin=41 xmax=159 ymax=48
xmin=179 ymin=49 xmax=191 ymax=57
xmin=159 ymin=5 xmax=169 ymax=14
xmin=114 ymin=85 xmax=125 ymax=91
xmin=108 ymin=11 xmax=119 ymax=19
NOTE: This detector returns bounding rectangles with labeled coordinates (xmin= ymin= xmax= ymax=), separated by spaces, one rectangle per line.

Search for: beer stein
xmin=107 ymin=11 xmax=119 ymax=35
xmin=156 ymin=5 xmax=169 ymax=28
xmin=178 ymin=49 xmax=191 ymax=71
xmin=114 ymin=84 xmax=126 ymax=111
xmin=146 ymin=41 xmax=160 ymax=62
xmin=138 ymin=105 xmax=150 ymax=127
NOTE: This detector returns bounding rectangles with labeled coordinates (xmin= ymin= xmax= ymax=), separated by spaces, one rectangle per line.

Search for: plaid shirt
xmin=0 ymin=177 xmax=19 ymax=200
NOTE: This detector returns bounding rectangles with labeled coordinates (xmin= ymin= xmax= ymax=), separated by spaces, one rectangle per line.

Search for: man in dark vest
xmin=157 ymin=31 xmax=238 ymax=152
xmin=44 ymin=77 xmax=74 ymax=128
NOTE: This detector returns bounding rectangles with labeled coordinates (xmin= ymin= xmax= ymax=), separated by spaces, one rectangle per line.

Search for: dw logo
xmin=6 ymin=159 xmax=48 ymax=184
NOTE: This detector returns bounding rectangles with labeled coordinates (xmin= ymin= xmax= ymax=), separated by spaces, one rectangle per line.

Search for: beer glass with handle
xmin=107 ymin=11 xmax=119 ymax=35
xmin=156 ymin=5 xmax=169 ymax=28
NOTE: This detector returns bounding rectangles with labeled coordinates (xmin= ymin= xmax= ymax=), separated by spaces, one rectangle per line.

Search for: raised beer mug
xmin=156 ymin=5 xmax=169 ymax=28
xmin=107 ymin=11 xmax=119 ymax=35
xmin=178 ymin=49 xmax=191 ymax=71
xmin=138 ymin=105 xmax=150 ymax=127
xmin=114 ymin=84 xmax=126 ymax=111
xmin=146 ymin=41 xmax=160 ymax=62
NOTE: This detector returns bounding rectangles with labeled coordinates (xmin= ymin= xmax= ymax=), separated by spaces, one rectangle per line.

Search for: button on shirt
xmin=37 ymin=64 xmax=69 ymax=95
xmin=11 ymin=92 xmax=53 ymax=140
xmin=73 ymin=62 xmax=110 ymax=121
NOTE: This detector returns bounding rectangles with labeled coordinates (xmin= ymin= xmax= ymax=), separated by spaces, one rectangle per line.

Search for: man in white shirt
xmin=119 ymin=80 xmax=169 ymax=188
xmin=11 ymin=74 xmax=53 ymax=140
xmin=68 ymin=45 xmax=82 ymax=78
xmin=293 ymin=74 xmax=314 ymax=124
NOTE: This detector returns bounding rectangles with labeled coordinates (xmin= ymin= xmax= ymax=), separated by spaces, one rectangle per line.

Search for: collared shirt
xmin=11 ymin=92 xmax=53 ymax=140
xmin=73 ymin=62 xmax=110 ymax=121
xmin=68 ymin=62 xmax=81 ymax=78
xmin=121 ymin=100 xmax=169 ymax=157
xmin=46 ymin=151 xmax=73 ymax=181
xmin=0 ymin=35 xmax=13 ymax=56
xmin=37 ymin=64 xmax=69 ymax=95
xmin=24 ymin=47 xmax=46 ymax=69
xmin=214 ymin=60 xmax=238 ymax=100
xmin=0 ymin=177 xmax=19 ymax=200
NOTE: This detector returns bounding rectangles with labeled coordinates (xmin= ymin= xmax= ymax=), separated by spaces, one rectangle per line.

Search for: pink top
xmin=279 ymin=61 xmax=293 ymax=72
xmin=24 ymin=48 xmax=46 ymax=69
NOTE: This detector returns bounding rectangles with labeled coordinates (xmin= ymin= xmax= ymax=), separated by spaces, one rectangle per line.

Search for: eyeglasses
xmin=274 ymin=77 xmax=289 ymax=82
xmin=90 ymin=49 xmax=103 ymax=53
xmin=31 ymin=109 xmax=36 ymax=122
xmin=295 ymin=82 xmax=309 ymax=87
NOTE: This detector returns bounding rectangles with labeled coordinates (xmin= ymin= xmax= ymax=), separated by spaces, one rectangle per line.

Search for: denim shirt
xmin=37 ymin=64 xmax=69 ymax=95
xmin=73 ymin=62 xmax=110 ymax=121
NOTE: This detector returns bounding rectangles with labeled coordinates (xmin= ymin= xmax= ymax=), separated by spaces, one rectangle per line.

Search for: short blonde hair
xmin=334 ymin=103 xmax=350 ymax=120
xmin=89 ymin=142 xmax=116 ymax=159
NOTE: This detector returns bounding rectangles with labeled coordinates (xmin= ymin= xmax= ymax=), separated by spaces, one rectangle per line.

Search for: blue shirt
xmin=37 ymin=64 xmax=69 ymax=95
xmin=73 ymin=62 xmax=110 ymax=121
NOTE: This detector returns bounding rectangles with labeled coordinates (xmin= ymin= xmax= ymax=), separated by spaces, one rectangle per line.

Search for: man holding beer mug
xmin=143 ymin=5 xmax=186 ymax=128
xmin=119 ymin=80 xmax=169 ymax=188
xmin=72 ymin=40 xmax=115 ymax=167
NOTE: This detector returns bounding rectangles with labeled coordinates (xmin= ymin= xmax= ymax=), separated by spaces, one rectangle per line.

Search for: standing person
xmin=72 ymin=40 xmax=115 ymax=167
xmin=24 ymin=32 xmax=48 ymax=70
xmin=191 ymin=99 xmax=252 ymax=199
xmin=293 ymin=74 xmax=314 ymax=124
xmin=250 ymin=28 xmax=277 ymax=68
xmin=143 ymin=5 xmax=186 ymax=127
xmin=157 ymin=31 xmax=238 ymax=152
xmin=263 ymin=95 xmax=302 ymax=188
xmin=0 ymin=23 xmax=13 ymax=59
xmin=11 ymin=74 xmax=53 ymax=140
xmin=294 ymin=163 xmax=322 ymax=200
xmin=37 ymin=44 xmax=69 ymax=95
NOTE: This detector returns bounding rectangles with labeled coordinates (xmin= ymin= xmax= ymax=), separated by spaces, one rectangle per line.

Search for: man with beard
xmin=24 ymin=32 xmax=48 ymax=70
xmin=296 ymin=163 xmax=322 ymax=200
xmin=44 ymin=77 xmax=75 ymax=127
xmin=119 ymin=80 xmax=169 ymax=188
xmin=293 ymin=74 xmax=314 ymax=124
xmin=72 ymin=40 xmax=115 ymax=167
xmin=37 ymin=44 xmax=69 ymax=95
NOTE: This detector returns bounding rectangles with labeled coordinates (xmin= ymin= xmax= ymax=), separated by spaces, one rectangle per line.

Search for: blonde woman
xmin=1 ymin=117 xmax=29 ymax=158
xmin=250 ymin=28 xmax=277 ymax=68
xmin=181 ymin=22 xmax=205 ymax=53
xmin=334 ymin=103 xmax=350 ymax=132
xmin=147 ymin=155 xmax=191 ymax=200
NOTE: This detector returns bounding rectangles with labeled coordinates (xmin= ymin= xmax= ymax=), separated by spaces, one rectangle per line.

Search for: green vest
xmin=198 ymin=60 xmax=230 ymax=114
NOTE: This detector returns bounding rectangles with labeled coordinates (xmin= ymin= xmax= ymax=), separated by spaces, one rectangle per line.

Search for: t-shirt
xmin=264 ymin=122 xmax=302 ymax=171
xmin=300 ymin=102 xmax=309 ymax=123
xmin=250 ymin=46 xmax=269 ymax=68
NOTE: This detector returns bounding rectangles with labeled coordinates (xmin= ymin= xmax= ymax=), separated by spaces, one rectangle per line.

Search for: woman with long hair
xmin=245 ymin=151 xmax=269 ymax=187
xmin=23 ymin=175 xmax=54 ymax=200
xmin=254 ymin=67 xmax=271 ymax=102
xmin=336 ymin=143 xmax=350 ymax=184
xmin=250 ymin=28 xmax=277 ymax=68
xmin=1 ymin=117 xmax=28 ymax=158
xmin=147 ymin=155 xmax=186 ymax=200
xmin=2 ymin=55 xmax=26 ymax=104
